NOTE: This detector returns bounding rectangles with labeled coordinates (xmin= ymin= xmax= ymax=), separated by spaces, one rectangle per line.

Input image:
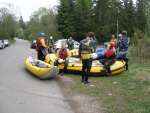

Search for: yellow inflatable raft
xmin=70 ymin=49 xmax=79 ymax=57
xmin=45 ymin=54 xmax=126 ymax=76
xmin=24 ymin=55 xmax=58 ymax=79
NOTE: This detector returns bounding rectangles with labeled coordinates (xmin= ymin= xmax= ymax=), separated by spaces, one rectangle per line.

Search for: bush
xmin=130 ymin=29 xmax=150 ymax=65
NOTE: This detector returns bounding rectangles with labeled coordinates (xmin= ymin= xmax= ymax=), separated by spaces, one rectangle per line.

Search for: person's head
xmin=86 ymin=32 xmax=94 ymax=40
xmin=109 ymin=42 xmax=115 ymax=48
xmin=40 ymin=33 xmax=45 ymax=37
xmin=61 ymin=43 xmax=66 ymax=49
xmin=70 ymin=36 xmax=72 ymax=40
xmin=122 ymin=30 xmax=127 ymax=36
xmin=50 ymin=36 xmax=53 ymax=39
xmin=112 ymin=35 xmax=115 ymax=38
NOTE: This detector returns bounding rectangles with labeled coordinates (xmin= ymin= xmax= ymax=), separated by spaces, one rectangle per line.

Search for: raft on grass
xmin=45 ymin=53 xmax=126 ymax=76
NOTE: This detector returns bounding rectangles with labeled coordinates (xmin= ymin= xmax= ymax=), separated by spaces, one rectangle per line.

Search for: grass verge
xmin=64 ymin=59 xmax=150 ymax=113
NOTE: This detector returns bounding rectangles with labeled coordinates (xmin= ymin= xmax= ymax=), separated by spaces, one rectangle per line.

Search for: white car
xmin=3 ymin=39 xmax=10 ymax=47
xmin=0 ymin=40 xmax=5 ymax=49
xmin=53 ymin=39 xmax=80 ymax=52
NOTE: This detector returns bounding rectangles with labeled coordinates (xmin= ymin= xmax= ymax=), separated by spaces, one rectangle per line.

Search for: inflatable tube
xmin=24 ymin=55 xmax=58 ymax=79
xmin=97 ymin=51 xmax=106 ymax=59
xmin=70 ymin=49 xmax=79 ymax=57
xmin=45 ymin=54 xmax=126 ymax=76
xmin=96 ymin=48 xmax=104 ymax=52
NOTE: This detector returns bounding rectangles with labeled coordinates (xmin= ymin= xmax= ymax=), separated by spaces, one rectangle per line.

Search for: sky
xmin=0 ymin=0 xmax=59 ymax=21
xmin=0 ymin=0 xmax=136 ymax=22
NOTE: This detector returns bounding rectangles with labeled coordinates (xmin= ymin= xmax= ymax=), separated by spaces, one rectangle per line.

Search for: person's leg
xmin=100 ymin=58 xmax=108 ymax=65
xmin=38 ymin=48 xmax=43 ymax=60
xmin=54 ymin=60 xmax=59 ymax=66
xmin=81 ymin=60 xmax=87 ymax=82
xmin=124 ymin=57 xmax=129 ymax=70
xmin=84 ymin=59 xmax=92 ymax=84
xmin=41 ymin=49 xmax=47 ymax=61
xmin=104 ymin=60 xmax=116 ymax=76
xmin=63 ymin=60 xmax=69 ymax=73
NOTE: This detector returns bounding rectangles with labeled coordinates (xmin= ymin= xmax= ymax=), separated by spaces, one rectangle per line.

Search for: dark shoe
xmin=61 ymin=72 xmax=64 ymax=76
xmin=126 ymin=63 xmax=128 ymax=70
xmin=84 ymin=81 xmax=90 ymax=84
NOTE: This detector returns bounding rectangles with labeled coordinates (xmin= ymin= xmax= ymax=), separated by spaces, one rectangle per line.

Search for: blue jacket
xmin=118 ymin=36 xmax=129 ymax=49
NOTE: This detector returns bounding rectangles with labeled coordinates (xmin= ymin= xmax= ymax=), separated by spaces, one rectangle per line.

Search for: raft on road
xmin=24 ymin=55 xmax=58 ymax=79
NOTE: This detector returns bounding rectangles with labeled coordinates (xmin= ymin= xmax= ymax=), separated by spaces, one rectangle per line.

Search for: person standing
xmin=67 ymin=36 xmax=74 ymax=50
xmin=110 ymin=35 xmax=117 ymax=48
xmin=48 ymin=36 xmax=54 ymax=47
xmin=54 ymin=43 xmax=71 ymax=76
xmin=117 ymin=34 xmax=122 ymax=52
xmin=116 ymin=30 xmax=129 ymax=70
xmin=47 ymin=36 xmax=55 ymax=53
xmin=36 ymin=33 xmax=47 ymax=61
xmin=78 ymin=32 xmax=96 ymax=84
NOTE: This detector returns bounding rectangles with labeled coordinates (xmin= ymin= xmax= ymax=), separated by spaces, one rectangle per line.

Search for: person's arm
xmin=78 ymin=41 xmax=82 ymax=58
xmin=113 ymin=47 xmax=116 ymax=55
xmin=56 ymin=49 xmax=60 ymax=59
xmin=40 ymin=39 xmax=47 ymax=48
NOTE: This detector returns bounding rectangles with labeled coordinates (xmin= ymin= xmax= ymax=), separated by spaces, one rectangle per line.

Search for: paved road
xmin=0 ymin=39 xmax=73 ymax=113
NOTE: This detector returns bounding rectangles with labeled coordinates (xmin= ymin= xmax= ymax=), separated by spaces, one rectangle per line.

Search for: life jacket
xmin=48 ymin=40 xmax=54 ymax=47
xmin=36 ymin=38 xmax=42 ymax=47
xmin=119 ymin=37 xmax=129 ymax=49
xmin=59 ymin=48 xmax=68 ymax=59
xmin=81 ymin=40 xmax=93 ymax=53
xmin=105 ymin=49 xmax=115 ymax=58
xmin=81 ymin=40 xmax=94 ymax=59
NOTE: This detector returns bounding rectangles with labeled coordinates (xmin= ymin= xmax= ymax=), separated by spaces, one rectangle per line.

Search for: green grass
xmin=10 ymin=38 xmax=16 ymax=44
xmin=65 ymin=60 xmax=150 ymax=113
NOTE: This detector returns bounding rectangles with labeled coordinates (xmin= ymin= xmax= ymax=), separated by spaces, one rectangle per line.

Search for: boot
xmin=109 ymin=72 xmax=112 ymax=77
xmin=126 ymin=63 xmax=128 ymax=70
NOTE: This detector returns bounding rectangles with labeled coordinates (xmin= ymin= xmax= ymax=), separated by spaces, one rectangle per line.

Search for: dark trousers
xmin=54 ymin=60 xmax=69 ymax=73
xmin=38 ymin=47 xmax=47 ymax=61
xmin=100 ymin=58 xmax=116 ymax=73
xmin=82 ymin=59 xmax=92 ymax=82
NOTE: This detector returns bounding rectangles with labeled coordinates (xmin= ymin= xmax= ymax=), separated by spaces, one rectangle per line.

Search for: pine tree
xmin=56 ymin=0 xmax=76 ymax=39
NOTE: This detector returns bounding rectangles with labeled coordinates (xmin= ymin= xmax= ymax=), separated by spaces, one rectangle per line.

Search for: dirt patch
xmin=55 ymin=75 xmax=109 ymax=113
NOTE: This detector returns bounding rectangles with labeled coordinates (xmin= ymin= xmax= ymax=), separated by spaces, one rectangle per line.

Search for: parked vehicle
xmin=0 ymin=40 xmax=5 ymax=49
xmin=3 ymin=39 xmax=10 ymax=47
xmin=30 ymin=40 xmax=37 ymax=49
xmin=53 ymin=39 xmax=80 ymax=53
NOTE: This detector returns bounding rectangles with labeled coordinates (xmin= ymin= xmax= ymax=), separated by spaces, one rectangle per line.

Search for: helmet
xmin=40 ymin=33 xmax=45 ymax=37
xmin=50 ymin=36 xmax=53 ymax=39
xmin=91 ymin=53 xmax=98 ymax=59
xmin=103 ymin=42 xmax=108 ymax=47
xmin=118 ymin=34 xmax=122 ymax=37
xmin=109 ymin=42 xmax=115 ymax=47
xmin=122 ymin=30 xmax=127 ymax=35
xmin=58 ymin=59 xmax=63 ymax=63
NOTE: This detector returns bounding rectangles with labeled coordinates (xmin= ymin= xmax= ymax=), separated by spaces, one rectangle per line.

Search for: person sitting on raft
xmin=100 ymin=42 xmax=116 ymax=76
xmin=54 ymin=43 xmax=71 ymax=76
